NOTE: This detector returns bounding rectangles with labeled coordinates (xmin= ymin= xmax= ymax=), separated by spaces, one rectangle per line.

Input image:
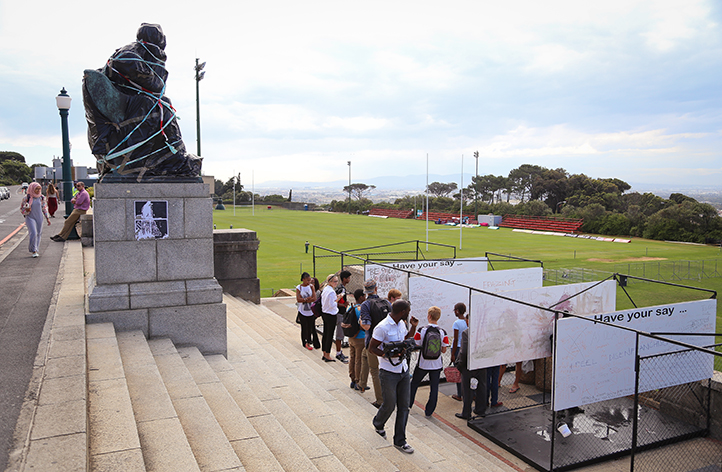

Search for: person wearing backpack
xmin=295 ymin=272 xmax=318 ymax=350
xmin=342 ymin=289 xmax=368 ymax=390
xmin=409 ymin=306 xmax=449 ymax=417
xmin=359 ymin=280 xmax=401 ymax=408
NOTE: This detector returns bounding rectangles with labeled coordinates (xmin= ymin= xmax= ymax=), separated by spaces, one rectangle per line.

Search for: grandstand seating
xmin=417 ymin=211 xmax=478 ymax=225
xmin=368 ymin=208 xmax=414 ymax=219
xmin=499 ymin=214 xmax=583 ymax=233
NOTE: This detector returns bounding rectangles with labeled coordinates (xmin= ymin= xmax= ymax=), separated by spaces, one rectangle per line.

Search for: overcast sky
xmin=1 ymin=0 xmax=721 ymax=188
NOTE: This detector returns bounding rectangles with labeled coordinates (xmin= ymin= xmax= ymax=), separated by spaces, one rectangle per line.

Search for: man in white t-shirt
xmin=369 ymin=300 xmax=419 ymax=454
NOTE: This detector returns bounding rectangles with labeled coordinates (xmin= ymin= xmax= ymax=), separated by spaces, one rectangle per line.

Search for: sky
xmin=1 ymin=0 xmax=721 ymax=190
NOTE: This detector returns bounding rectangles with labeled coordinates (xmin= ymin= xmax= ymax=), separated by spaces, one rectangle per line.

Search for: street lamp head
xmin=56 ymin=88 xmax=72 ymax=110
xmin=347 ymin=161 xmax=351 ymax=166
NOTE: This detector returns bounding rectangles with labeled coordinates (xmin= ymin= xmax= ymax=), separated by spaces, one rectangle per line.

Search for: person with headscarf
xmin=20 ymin=182 xmax=51 ymax=257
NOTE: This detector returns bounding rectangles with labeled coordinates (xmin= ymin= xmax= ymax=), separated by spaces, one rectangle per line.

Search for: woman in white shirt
xmin=320 ymin=274 xmax=341 ymax=362
xmin=295 ymin=272 xmax=317 ymax=350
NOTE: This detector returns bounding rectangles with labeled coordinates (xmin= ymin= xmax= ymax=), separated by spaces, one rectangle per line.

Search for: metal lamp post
xmin=195 ymin=58 xmax=206 ymax=156
xmin=55 ymin=88 xmax=76 ymax=223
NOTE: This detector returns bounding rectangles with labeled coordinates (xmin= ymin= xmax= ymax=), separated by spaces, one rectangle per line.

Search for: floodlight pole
xmin=347 ymin=160 xmax=351 ymax=214
xmin=425 ymin=153 xmax=429 ymax=250
xmin=474 ymin=150 xmax=479 ymax=219
xmin=460 ymin=154 xmax=463 ymax=250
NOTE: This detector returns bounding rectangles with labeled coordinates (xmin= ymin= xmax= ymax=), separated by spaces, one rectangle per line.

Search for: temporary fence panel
xmin=631 ymin=338 xmax=720 ymax=472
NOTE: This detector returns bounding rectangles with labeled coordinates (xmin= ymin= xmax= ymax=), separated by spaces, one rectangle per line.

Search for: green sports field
xmin=214 ymin=206 xmax=721 ymax=366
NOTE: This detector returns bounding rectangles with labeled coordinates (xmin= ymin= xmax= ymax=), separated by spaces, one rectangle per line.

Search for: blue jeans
xmin=374 ymin=369 xmax=411 ymax=447
xmin=486 ymin=366 xmax=500 ymax=405
xmin=409 ymin=367 xmax=441 ymax=416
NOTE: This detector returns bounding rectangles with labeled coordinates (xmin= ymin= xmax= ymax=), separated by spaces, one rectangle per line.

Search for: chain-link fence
xmin=545 ymin=259 xmax=722 ymax=287
xmin=631 ymin=338 xmax=721 ymax=472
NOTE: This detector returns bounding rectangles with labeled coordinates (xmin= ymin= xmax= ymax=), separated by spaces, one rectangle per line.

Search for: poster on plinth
xmin=468 ymin=280 xmax=617 ymax=370
xmin=552 ymin=298 xmax=716 ymax=411
xmin=409 ymin=267 xmax=543 ymax=336
xmin=364 ymin=257 xmax=487 ymax=300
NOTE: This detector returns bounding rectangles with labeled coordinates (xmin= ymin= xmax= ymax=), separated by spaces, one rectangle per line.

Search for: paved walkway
xmin=0 ymin=230 xmax=64 ymax=471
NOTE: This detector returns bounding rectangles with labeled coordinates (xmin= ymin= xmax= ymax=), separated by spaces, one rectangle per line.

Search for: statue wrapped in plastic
xmin=82 ymin=23 xmax=202 ymax=182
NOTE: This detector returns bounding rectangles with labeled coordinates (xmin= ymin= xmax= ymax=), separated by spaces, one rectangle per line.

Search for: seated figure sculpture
xmin=83 ymin=23 xmax=202 ymax=182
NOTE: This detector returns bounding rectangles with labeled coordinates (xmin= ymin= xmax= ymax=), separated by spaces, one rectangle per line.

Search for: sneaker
xmin=305 ymin=344 xmax=313 ymax=350
xmin=350 ymin=381 xmax=357 ymax=389
xmin=491 ymin=402 xmax=504 ymax=408
xmin=395 ymin=443 xmax=414 ymax=454
xmin=375 ymin=428 xmax=387 ymax=439
xmin=31 ymin=252 xmax=39 ymax=258
xmin=336 ymin=352 xmax=349 ymax=364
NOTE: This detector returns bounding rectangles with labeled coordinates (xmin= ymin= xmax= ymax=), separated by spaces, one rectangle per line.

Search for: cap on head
xmin=363 ymin=279 xmax=377 ymax=294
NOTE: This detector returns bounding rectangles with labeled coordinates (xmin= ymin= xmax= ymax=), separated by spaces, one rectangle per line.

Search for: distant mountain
xmin=256 ymin=173 xmax=477 ymax=191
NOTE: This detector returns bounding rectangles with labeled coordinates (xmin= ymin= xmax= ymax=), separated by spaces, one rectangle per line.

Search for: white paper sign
xmin=468 ymin=281 xmax=617 ymax=370
xmin=552 ymin=299 xmax=717 ymax=410
xmin=364 ymin=257 xmax=487 ymax=300
xmin=408 ymin=267 xmax=543 ymax=335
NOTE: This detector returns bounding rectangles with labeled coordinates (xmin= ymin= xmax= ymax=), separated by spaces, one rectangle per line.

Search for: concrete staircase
xmin=83 ymin=294 xmax=514 ymax=472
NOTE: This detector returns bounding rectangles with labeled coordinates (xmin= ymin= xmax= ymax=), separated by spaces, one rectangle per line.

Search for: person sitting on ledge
xmin=51 ymin=182 xmax=90 ymax=242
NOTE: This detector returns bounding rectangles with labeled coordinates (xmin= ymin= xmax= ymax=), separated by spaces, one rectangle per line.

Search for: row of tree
xmin=0 ymin=152 xmax=34 ymax=185
xmin=213 ymin=177 xmax=290 ymax=204
xmin=329 ymin=164 xmax=722 ymax=244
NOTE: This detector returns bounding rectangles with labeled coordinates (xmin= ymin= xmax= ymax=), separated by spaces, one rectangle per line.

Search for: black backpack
xmin=342 ymin=304 xmax=360 ymax=337
xmin=311 ymin=291 xmax=323 ymax=317
xmin=421 ymin=326 xmax=443 ymax=360
xmin=368 ymin=298 xmax=391 ymax=327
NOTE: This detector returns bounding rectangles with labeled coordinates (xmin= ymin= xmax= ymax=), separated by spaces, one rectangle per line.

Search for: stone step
xmin=148 ymin=338 xmax=244 ymax=472
xmin=116 ymin=331 xmax=200 ymax=472
xmin=207 ymin=353 xmax=323 ymax=472
xmin=86 ymin=323 xmax=145 ymax=471
xmin=223 ymin=300 xmax=449 ymax=472
xmin=226 ymin=297 xmax=511 ymax=472
xmin=177 ymin=346 xmax=288 ymax=472
xmin=224 ymin=321 xmax=400 ymax=472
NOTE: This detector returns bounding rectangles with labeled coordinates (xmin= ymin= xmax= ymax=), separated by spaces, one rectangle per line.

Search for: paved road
xmin=0 ymin=185 xmax=64 ymax=471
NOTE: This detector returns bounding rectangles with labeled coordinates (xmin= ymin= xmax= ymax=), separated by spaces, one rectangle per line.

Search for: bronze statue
xmin=83 ymin=23 xmax=202 ymax=182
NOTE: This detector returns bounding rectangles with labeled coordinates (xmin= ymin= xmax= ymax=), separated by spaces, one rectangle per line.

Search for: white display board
xmin=364 ymin=257 xmax=487 ymax=300
xmin=408 ymin=267 xmax=543 ymax=336
xmin=468 ymin=281 xmax=617 ymax=370
xmin=552 ymin=299 xmax=717 ymax=411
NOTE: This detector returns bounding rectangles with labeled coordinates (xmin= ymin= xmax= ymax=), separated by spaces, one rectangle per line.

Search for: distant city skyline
xmin=1 ymin=1 xmax=721 ymax=188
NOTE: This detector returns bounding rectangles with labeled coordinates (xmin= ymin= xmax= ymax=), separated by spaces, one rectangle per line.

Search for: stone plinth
xmin=87 ymin=183 xmax=226 ymax=356
xmin=213 ymin=229 xmax=260 ymax=304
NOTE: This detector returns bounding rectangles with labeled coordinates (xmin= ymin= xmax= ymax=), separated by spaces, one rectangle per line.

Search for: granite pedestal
xmin=87 ymin=182 xmax=227 ymax=356
xmin=213 ymin=229 xmax=261 ymax=304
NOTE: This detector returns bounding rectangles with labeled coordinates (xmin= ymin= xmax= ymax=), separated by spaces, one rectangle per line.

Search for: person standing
xmin=369 ymin=300 xmax=418 ymax=454
xmin=334 ymin=270 xmax=352 ymax=363
xmin=320 ymin=274 xmax=342 ymax=362
xmin=450 ymin=302 xmax=468 ymax=401
xmin=20 ymin=182 xmax=51 ymax=258
xmin=342 ymin=289 xmax=368 ymax=390
xmin=46 ymin=183 xmax=58 ymax=217
xmin=296 ymin=272 xmax=317 ymax=350
xmin=359 ymin=282 xmax=401 ymax=408
xmin=51 ymin=181 xmax=90 ymax=242
xmin=409 ymin=306 xmax=449 ymax=417
xmin=455 ymin=328 xmax=487 ymax=420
